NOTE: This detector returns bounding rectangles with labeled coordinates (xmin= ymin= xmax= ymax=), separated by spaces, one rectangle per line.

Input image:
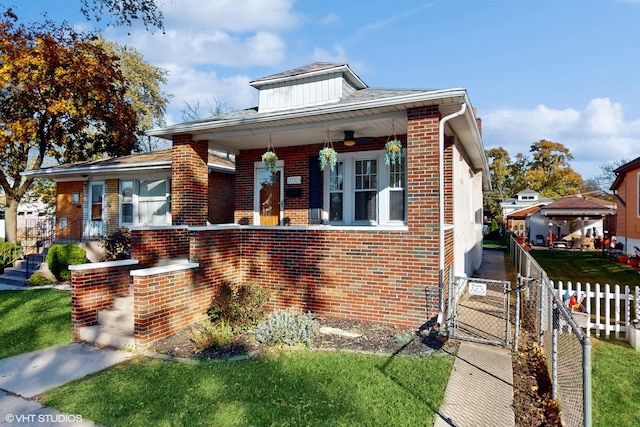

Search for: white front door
xmin=86 ymin=182 xmax=106 ymax=237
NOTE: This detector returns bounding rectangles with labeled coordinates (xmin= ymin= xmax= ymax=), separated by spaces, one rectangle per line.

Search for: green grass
xmin=0 ymin=290 xmax=72 ymax=359
xmin=529 ymin=250 xmax=640 ymax=286
xmin=592 ymin=339 xmax=640 ymax=427
xmin=43 ymin=351 xmax=453 ymax=427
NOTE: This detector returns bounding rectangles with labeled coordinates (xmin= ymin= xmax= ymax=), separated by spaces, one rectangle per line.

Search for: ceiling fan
xmin=341 ymin=130 xmax=376 ymax=147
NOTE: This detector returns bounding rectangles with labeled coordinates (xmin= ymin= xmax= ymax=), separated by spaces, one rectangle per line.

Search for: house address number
xmin=286 ymin=176 xmax=302 ymax=185
xmin=468 ymin=282 xmax=487 ymax=296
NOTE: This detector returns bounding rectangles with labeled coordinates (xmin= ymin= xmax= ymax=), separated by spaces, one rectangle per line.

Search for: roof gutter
xmin=437 ymin=102 xmax=467 ymax=326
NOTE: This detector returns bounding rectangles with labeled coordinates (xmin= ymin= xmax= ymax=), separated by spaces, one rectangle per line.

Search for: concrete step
xmin=78 ymin=325 xmax=134 ymax=349
xmin=114 ymin=296 xmax=133 ymax=311
xmin=0 ymin=273 xmax=26 ymax=287
xmin=2 ymin=266 xmax=27 ymax=278
xmin=98 ymin=310 xmax=134 ymax=330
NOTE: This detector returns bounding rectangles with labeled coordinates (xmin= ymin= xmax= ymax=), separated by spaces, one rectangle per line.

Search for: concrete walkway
xmin=434 ymin=249 xmax=515 ymax=427
xmin=0 ymin=344 xmax=133 ymax=427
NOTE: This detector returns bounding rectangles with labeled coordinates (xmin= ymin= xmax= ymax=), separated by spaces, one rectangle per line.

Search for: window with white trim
xmin=119 ymin=179 xmax=170 ymax=226
xmin=324 ymin=150 xmax=406 ymax=226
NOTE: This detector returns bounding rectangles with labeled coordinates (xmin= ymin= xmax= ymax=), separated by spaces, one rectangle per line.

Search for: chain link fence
xmin=510 ymin=238 xmax=592 ymax=427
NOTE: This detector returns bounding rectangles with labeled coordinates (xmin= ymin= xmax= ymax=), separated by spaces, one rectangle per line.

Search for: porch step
xmin=114 ymin=296 xmax=134 ymax=311
xmin=80 ymin=295 xmax=135 ymax=349
xmin=78 ymin=325 xmax=134 ymax=349
xmin=98 ymin=309 xmax=134 ymax=330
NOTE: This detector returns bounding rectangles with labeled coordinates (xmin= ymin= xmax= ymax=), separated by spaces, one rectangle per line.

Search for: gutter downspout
xmin=437 ymin=102 xmax=467 ymax=328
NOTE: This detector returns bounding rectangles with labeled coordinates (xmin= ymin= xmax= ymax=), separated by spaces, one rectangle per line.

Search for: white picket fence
xmin=553 ymin=281 xmax=639 ymax=340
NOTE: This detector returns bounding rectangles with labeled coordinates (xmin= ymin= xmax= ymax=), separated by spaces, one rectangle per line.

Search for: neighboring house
xmin=500 ymin=188 xmax=553 ymax=233
xmin=64 ymin=62 xmax=490 ymax=349
xmin=23 ymin=149 xmax=235 ymax=242
xmin=0 ymin=200 xmax=51 ymax=241
xmin=611 ymin=156 xmax=640 ymax=253
xmin=539 ymin=195 xmax=616 ymax=249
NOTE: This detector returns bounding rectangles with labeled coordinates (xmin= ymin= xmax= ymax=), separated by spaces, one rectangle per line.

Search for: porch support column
xmin=171 ymin=135 xmax=209 ymax=226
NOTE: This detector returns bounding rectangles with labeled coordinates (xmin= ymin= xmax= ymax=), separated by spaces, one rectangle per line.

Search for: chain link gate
xmin=447 ymin=276 xmax=512 ymax=347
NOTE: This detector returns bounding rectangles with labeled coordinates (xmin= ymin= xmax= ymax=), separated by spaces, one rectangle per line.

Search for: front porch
xmin=71 ymin=224 xmax=446 ymax=349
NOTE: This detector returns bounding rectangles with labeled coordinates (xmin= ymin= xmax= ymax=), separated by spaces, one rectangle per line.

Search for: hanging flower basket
xmin=262 ymin=150 xmax=278 ymax=174
xmin=319 ymin=147 xmax=338 ymax=171
xmin=385 ymin=140 xmax=403 ymax=165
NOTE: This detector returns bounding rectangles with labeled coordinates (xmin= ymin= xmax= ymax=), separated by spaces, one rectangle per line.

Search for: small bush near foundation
xmin=208 ymin=281 xmax=269 ymax=332
xmin=189 ymin=320 xmax=233 ymax=351
xmin=100 ymin=228 xmax=131 ymax=260
xmin=46 ymin=244 xmax=86 ymax=281
xmin=26 ymin=272 xmax=55 ymax=287
xmin=255 ymin=310 xmax=320 ymax=347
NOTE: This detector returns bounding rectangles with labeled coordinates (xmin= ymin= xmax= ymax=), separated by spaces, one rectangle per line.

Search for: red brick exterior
xmin=208 ymin=170 xmax=235 ymax=224
xmin=172 ymin=135 xmax=209 ymax=226
xmin=130 ymin=227 xmax=189 ymax=267
xmin=72 ymin=105 xmax=467 ymax=347
xmin=132 ymin=267 xmax=209 ymax=348
xmin=70 ymin=262 xmax=137 ymax=338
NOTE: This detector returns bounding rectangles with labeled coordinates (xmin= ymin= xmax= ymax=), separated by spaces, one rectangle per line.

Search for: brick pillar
xmin=406 ymin=106 xmax=442 ymax=315
xmin=106 ymin=179 xmax=119 ymax=234
xmin=172 ymin=135 xmax=208 ymax=226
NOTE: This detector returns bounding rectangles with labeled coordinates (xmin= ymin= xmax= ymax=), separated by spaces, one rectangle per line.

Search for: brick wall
xmin=132 ymin=266 xmax=212 ymax=348
xmin=172 ymin=136 xmax=209 ymax=226
xmin=70 ymin=261 xmax=138 ymax=338
xmin=208 ymin=170 xmax=235 ymax=224
xmin=105 ymin=179 xmax=119 ymax=234
xmin=130 ymin=227 xmax=189 ymax=267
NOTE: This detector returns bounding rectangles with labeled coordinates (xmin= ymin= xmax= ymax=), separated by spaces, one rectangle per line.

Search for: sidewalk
xmin=0 ymin=344 xmax=133 ymax=427
xmin=433 ymin=248 xmax=515 ymax=427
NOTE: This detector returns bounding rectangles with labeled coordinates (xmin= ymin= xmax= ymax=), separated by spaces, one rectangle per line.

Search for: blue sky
xmin=6 ymin=0 xmax=640 ymax=180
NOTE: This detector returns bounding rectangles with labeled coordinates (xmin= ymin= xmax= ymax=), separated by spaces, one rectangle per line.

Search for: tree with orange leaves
xmin=0 ymin=9 xmax=141 ymax=242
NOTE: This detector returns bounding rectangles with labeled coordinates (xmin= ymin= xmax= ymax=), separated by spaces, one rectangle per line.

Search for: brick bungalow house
xmin=611 ymin=155 xmax=640 ymax=253
xmin=23 ymin=149 xmax=235 ymax=258
xmin=59 ymin=63 xmax=490 ymax=349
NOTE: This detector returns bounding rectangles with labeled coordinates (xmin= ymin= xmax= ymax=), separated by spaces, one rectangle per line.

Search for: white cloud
xmin=161 ymin=65 xmax=257 ymax=125
xmin=482 ymin=98 xmax=640 ymax=180
xmin=161 ymin=0 xmax=300 ymax=32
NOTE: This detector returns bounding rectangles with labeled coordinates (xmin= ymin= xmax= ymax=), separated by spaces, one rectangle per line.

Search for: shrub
xmin=46 ymin=244 xmax=86 ymax=281
xmin=208 ymin=281 xmax=269 ymax=332
xmin=26 ymin=272 xmax=55 ymax=287
xmin=0 ymin=241 xmax=21 ymax=268
xmin=254 ymin=310 xmax=320 ymax=347
xmin=189 ymin=320 xmax=233 ymax=351
xmin=100 ymin=228 xmax=131 ymax=260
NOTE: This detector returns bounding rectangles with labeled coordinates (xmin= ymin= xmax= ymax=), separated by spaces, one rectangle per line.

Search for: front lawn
xmin=529 ymin=250 xmax=640 ymax=286
xmin=0 ymin=289 xmax=72 ymax=359
xmin=43 ymin=351 xmax=453 ymax=427
xmin=593 ymin=338 xmax=640 ymax=427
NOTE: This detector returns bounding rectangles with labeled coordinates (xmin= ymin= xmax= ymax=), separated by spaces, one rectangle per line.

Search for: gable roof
xmin=505 ymin=204 xmax=543 ymax=220
xmin=540 ymin=195 xmax=615 ymax=217
xmin=22 ymin=149 xmax=235 ymax=180
xmin=610 ymin=155 xmax=640 ymax=190
xmin=249 ymin=62 xmax=367 ymax=90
